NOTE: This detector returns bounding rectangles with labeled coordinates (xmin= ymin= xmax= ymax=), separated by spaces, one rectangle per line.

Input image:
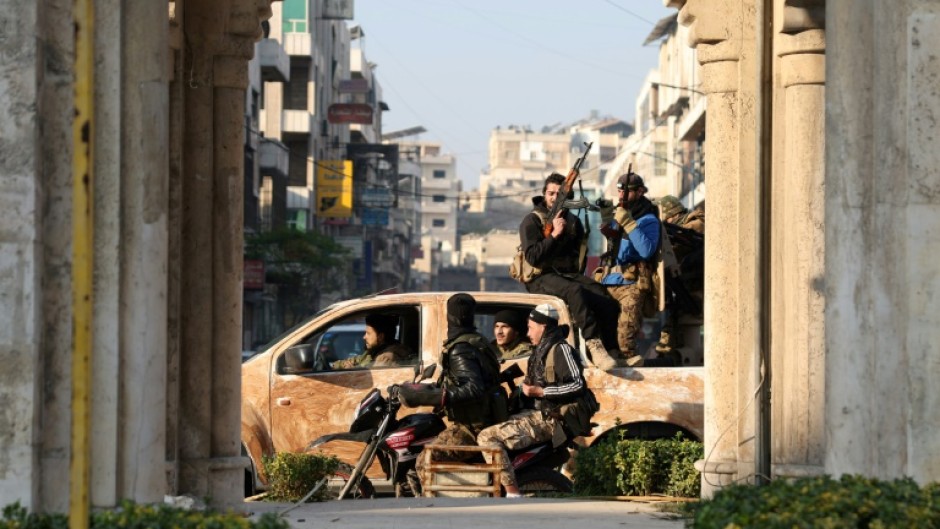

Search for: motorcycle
xmin=308 ymin=362 xmax=576 ymax=499
xmin=307 ymin=363 xmax=445 ymax=499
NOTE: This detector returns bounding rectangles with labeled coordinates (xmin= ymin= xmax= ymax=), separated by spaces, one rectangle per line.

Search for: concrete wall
xmin=0 ymin=0 xmax=45 ymax=510
xmin=673 ymin=0 xmax=940 ymax=495
xmin=825 ymin=0 xmax=940 ymax=483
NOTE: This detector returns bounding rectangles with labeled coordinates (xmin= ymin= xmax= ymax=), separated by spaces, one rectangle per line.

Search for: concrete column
xmin=36 ymin=0 xmax=78 ymax=512
xmin=769 ymin=17 xmax=827 ymax=478
xmin=826 ymin=0 xmax=940 ymax=483
xmin=116 ymin=0 xmax=170 ymax=502
xmin=678 ymin=0 xmax=760 ymax=497
xmin=0 ymin=0 xmax=43 ymax=510
xmin=89 ymin=0 xmax=122 ymax=506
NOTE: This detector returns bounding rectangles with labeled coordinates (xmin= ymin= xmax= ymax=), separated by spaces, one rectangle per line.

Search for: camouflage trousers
xmin=476 ymin=409 xmax=555 ymax=489
xmin=606 ymin=283 xmax=649 ymax=356
xmin=415 ymin=423 xmax=479 ymax=483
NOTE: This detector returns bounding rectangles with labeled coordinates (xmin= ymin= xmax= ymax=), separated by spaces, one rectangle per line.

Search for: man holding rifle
xmin=597 ymin=172 xmax=662 ymax=366
xmin=518 ymin=171 xmax=621 ymax=371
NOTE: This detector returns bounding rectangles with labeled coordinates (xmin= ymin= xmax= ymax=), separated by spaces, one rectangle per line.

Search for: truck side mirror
xmin=283 ymin=344 xmax=327 ymax=374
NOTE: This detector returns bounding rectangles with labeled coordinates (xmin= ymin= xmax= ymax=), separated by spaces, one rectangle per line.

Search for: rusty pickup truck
xmin=241 ymin=291 xmax=704 ymax=494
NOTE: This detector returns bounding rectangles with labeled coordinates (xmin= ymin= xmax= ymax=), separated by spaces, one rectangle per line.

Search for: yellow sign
xmin=316 ymin=160 xmax=353 ymax=218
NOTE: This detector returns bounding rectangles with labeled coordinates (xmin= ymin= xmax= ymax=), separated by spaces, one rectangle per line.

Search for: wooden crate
xmin=418 ymin=444 xmax=504 ymax=498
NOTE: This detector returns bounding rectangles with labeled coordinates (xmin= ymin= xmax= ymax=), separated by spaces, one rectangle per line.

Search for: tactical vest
xmin=543 ymin=344 xmax=599 ymax=438
xmin=440 ymin=333 xmax=509 ymax=429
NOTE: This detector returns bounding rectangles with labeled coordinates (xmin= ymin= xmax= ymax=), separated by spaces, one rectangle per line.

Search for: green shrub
xmin=0 ymin=500 xmax=288 ymax=529
xmin=261 ymin=452 xmax=340 ymax=502
xmin=690 ymin=474 xmax=940 ymax=529
xmin=573 ymin=431 xmax=703 ymax=498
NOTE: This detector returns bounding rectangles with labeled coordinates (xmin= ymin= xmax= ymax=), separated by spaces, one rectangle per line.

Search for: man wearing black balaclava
xmin=598 ymin=172 xmax=662 ymax=367
xmin=399 ymin=293 xmax=507 ymax=493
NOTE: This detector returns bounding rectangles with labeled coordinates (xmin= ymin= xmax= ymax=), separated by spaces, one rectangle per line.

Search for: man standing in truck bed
xmin=519 ymin=172 xmax=621 ymax=371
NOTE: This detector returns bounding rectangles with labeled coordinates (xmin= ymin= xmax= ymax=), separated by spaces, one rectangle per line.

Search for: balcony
xmin=421 ymin=177 xmax=453 ymax=190
xmin=258 ymin=39 xmax=289 ymax=83
xmin=283 ymin=32 xmax=311 ymax=56
xmin=421 ymin=202 xmax=453 ymax=215
xmin=259 ymin=139 xmax=289 ymax=180
xmin=282 ymin=110 xmax=312 ymax=135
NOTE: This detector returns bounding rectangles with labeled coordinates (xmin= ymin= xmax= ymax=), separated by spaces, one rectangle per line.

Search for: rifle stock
xmin=542 ymin=142 xmax=593 ymax=238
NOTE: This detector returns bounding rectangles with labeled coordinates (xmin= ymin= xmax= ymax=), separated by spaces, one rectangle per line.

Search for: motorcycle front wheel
xmin=327 ymin=462 xmax=376 ymax=499
xmin=515 ymin=467 xmax=573 ymax=497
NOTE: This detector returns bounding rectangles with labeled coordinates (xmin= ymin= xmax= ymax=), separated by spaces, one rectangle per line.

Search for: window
xmin=286 ymin=60 xmax=309 ymax=110
xmin=432 ymin=219 xmax=446 ymax=228
xmin=654 ymin=142 xmax=667 ymax=177
xmin=286 ymin=209 xmax=307 ymax=231
xmin=433 ymin=170 xmax=446 ymax=179
xmin=282 ymin=0 xmax=308 ymax=33
xmin=432 ymin=195 xmax=446 ymax=203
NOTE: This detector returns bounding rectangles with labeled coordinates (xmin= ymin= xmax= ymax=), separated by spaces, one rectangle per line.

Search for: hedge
xmin=573 ymin=431 xmax=703 ymax=498
xmin=261 ymin=451 xmax=340 ymax=502
xmin=0 ymin=501 xmax=288 ymax=529
xmin=689 ymin=474 xmax=940 ymax=529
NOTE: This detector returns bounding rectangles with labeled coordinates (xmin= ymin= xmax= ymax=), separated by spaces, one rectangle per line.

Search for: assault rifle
xmin=542 ymin=141 xmax=593 ymax=239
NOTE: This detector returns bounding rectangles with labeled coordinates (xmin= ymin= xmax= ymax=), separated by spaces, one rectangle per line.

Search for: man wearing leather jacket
xmin=399 ymin=293 xmax=507 ymax=478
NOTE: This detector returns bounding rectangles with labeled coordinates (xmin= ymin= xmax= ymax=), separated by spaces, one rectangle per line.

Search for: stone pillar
xmin=174 ymin=0 xmax=262 ymax=509
xmin=677 ymin=0 xmax=760 ymax=496
xmin=114 ymin=0 xmax=170 ymax=503
xmin=825 ymin=0 xmax=940 ymax=483
xmin=769 ymin=2 xmax=827 ymax=479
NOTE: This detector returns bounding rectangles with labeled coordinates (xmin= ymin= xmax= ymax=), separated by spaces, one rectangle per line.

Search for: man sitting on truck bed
xmin=331 ymin=313 xmax=415 ymax=369
xmin=519 ymin=173 xmax=621 ymax=371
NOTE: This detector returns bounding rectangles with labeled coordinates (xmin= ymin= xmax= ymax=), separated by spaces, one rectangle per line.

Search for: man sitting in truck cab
xmin=331 ymin=313 xmax=415 ymax=369
xmin=492 ymin=309 xmax=533 ymax=360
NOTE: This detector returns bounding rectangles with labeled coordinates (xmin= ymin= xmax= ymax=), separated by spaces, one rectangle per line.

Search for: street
xmin=246 ymin=497 xmax=688 ymax=528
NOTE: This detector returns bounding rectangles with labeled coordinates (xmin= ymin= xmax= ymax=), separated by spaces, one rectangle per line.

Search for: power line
xmin=603 ymin=0 xmax=658 ymax=26
xmin=246 ymin=125 xmax=539 ymax=201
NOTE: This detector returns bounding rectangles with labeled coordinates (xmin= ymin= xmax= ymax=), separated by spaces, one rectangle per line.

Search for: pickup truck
xmin=241 ymin=291 xmax=705 ymax=494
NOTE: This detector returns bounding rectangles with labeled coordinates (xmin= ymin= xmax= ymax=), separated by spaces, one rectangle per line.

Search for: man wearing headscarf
xmin=399 ymin=293 xmax=507 ymax=491
xmin=492 ymin=309 xmax=533 ymax=359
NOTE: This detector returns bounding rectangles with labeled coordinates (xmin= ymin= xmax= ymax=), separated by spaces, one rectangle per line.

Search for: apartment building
xmin=605 ymin=14 xmax=705 ymax=208
xmin=480 ymin=114 xmax=631 ymax=212
xmin=243 ymin=1 xmax=418 ymax=346
xmin=399 ymin=141 xmax=459 ymax=291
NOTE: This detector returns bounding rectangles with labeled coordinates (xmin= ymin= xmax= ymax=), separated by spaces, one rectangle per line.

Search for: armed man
xmin=477 ymin=303 xmax=598 ymax=498
xmin=597 ymin=172 xmax=661 ymax=367
xmin=655 ymin=196 xmax=705 ymax=360
xmin=398 ymin=293 xmax=508 ymax=492
xmin=518 ymin=171 xmax=621 ymax=371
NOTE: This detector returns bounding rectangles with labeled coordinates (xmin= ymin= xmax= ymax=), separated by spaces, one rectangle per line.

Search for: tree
xmin=245 ymin=228 xmax=351 ymax=326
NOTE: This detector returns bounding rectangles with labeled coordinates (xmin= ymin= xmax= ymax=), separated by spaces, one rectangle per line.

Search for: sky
xmin=348 ymin=0 xmax=676 ymax=191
